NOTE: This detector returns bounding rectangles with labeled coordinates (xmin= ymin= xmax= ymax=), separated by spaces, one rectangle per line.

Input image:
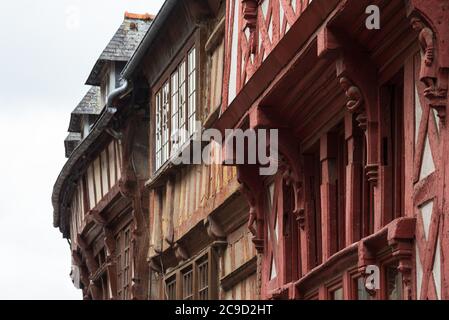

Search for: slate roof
xmin=64 ymin=132 xmax=81 ymax=158
xmin=68 ymin=86 xmax=101 ymax=133
xmin=86 ymin=13 xmax=154 ymax=86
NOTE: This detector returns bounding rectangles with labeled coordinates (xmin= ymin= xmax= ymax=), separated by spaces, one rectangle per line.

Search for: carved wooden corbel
xmin=77 ymin=235 xmax=99 ymax=274
xmin=358 ymin=217 xmax=416 ymax=299
xmin=357 ymin=242 xmax=378 ymax=297
xmin=240 ymin=183 xmax=264 ymax=252
xmin=87 ymin=209 xmax=107 ymax=227
xmin=281 ymin=160 xmax=305 ymax=229
xmin=319 ymin=26 xmax=380 ymax=186
xmin=103 ymin=228 xmax=116 ymax=260
xmin=118 ymin=174 xmax=137 ymax=199
xmin=240 ymin=182 xmax=257 ymax=236
xmin=237 ymin=165 xmax=265 ymax=253
xmin=339 ymin=77 xmax=364 ymax=114
xmin=339 ymin=76 xmax=368 ymax=128
xmin=391 ymin=242 xmax=414 ymax=300
xmin=74 ymin=264 xmax=87 ymax=289
xmin=204 ymin=216 xmax=228 ymax=252
xmin=387 ymin=218 xmax=416 ymax=300
xmin=338 ymin=75 xmax=380 ymax=186
xmin=249 ymin=106 xmax=306 ymax=228
xmin=173 ymin=242 xmax=189 ymax=264
xmin=406 ymin=0 xmax=449 ymax=122
xmin=409 ymin=13 xmax=447 ymax=121
xmin=148 ymin=256 xmax=163 ymax=274
xmin=71 ymin=251 xmax=90 ymax=291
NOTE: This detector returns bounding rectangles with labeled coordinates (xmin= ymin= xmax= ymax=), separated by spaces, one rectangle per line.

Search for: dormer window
xmin=67 ymin=87 xmax=101 ymax=153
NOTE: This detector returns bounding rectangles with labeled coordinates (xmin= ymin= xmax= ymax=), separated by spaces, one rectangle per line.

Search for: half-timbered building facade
xmin=120 ymin=0 xmax=259 ymax=300
xmin=213 ymin=0 xmax=449 ymax=300
xmin=52 ymin=13 xmax=153 ymax=300
xmin=54 ymin=0 xmax=449 ymax=301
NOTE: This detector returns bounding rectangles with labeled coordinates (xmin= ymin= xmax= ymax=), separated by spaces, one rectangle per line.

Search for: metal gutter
xmin=121 ymin=0 xmax=177 ymax=79
xmin=52 ymin=80 xmax=130 ymax=231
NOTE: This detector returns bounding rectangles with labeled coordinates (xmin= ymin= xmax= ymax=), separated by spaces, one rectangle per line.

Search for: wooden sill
xmin=293 ymin=217 xmax=416 ymax=295
xmin=145 ymin=130 xmax=213 ymax=189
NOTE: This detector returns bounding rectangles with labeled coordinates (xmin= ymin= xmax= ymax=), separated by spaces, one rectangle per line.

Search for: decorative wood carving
xmin=338 ymin=74 xmax=379 ymax=186
xmin=148 ymin=256 xmax=163 ymax=274
xmin=406 ymin=0 xmax=449 ymax=123
xmin=410 ymin=15 xmax=447 ymax=121
xmin=248 ymin=107 xmax=305 ymax=229
xmin=339 ymin=77 xmax=364 ymax=114
xmin=411 ymin=17 xmax=438 ymax=94
xmin=88 ymin=209 xmax=107 ymax=226
xmin=173 ymin=242 xmax=189 ymax=264
xmin=204 ymin=216 xmax=228 ymax=253
xmin=76 ymin=235 xmax=98 ymax=274
xmin=237 ymin=164 xmax=265 ymax=253
xmin=240 ymin=182 xmax=258 ymax=237
xmin=318 ymin=26 xmax=380 ymax=188
xmin=281 ymin=160 xmax=305 ymax=229
xmin=72 ymin=251 xmax=90 ymax=291
xmin=358 ymin=217 xmax=416 ymax=299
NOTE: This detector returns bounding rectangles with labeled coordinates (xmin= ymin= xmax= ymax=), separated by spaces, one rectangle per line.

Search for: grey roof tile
xmin=68 ymin=86 xmax=101 ymax=132
xmin=64 ymin=132 xmax=81 ymax=158
xmin=86 ymin=15 xmax=153 ymax=85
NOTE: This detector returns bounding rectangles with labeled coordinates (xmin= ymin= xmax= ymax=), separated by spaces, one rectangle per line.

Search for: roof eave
xmin=52 ymin=107 xmax=116 ymax=231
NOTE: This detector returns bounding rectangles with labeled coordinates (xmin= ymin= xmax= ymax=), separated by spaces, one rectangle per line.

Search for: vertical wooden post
xmin=345 ymin=113 xmax=363 ymax=245
xmin=342 ymin=271 xmax=352 ymax=300
xmin=320 ymin=133 xmax=338 ymax=261
xmin=163 ymin=177 xmax=175 ymax=246
xmin=379 ymin=86 xmax=394 ymax=226
xmin=302 ymin=154 xmax=319 ymax=271
xmin=318 ymin=284 xmax=328 ymax=300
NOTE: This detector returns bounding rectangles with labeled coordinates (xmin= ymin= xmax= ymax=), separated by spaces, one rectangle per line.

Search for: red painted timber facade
xmin=214 ymin=0 xmax=449 ymax=299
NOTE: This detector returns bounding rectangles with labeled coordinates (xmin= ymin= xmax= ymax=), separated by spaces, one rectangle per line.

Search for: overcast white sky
xmin=0 ymin=0 xmax=164 ymax=300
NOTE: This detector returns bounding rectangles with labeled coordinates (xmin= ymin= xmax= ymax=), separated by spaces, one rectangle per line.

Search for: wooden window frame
xmin=380 ymin=70 xmax=405 ymax=226
xmin=152 ymin=32 xmax=200 ymax=173
xmin=166 ymin=274 xmax=177 ymax=300
xmin=303 ymin=143 xmax=323 ymax=269
xmin=164 ymin=248 xmax=218 ymax=300
xmin=116 ymin=224 xmax=132 ymax=300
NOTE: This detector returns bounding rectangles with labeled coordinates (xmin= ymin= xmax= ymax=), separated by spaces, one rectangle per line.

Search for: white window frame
xmin=154 ymin=45 xmax=198 ymax=172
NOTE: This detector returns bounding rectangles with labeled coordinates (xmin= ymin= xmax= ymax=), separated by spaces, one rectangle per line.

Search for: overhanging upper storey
xmin=217 ymin=0 xmax=340 ymax=132
xmin=53 ymin=13 xmax=154 ymax=235
xmin=120 ymin=0 xmax=224 ymax=178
